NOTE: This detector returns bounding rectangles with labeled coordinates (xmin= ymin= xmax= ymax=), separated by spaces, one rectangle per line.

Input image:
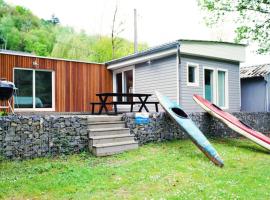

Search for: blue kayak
xmin=155 ymin=91 xmax=224 ymax=167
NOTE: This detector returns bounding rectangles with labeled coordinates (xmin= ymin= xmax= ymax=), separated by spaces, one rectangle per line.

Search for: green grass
xmin=0 ymin=139 xmax=270 ymax=200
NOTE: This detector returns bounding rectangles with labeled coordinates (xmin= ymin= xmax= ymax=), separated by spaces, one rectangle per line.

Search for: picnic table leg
xmin=155 ymin=103 xmax=159 ymax=112
xmin=91 ymin=104 xmax=95 ymax=114
xmin=138 ymin=96 xmax=149 ymax=112
xmin=130 ymin=103 xmax=133 ymax=112
xmin=98 ymin=96 xmax=109 ymax=114
xmin=114 ymin=103 xmax=118 ymax=115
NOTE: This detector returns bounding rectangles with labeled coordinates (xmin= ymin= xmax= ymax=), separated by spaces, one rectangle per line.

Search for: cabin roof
xmin=240 ymin=64 xmax=270 ymax=78
xmin=0 ymin=49 xmax=102 ymax=65
xmin=106 ymin=39 xmax=246 ymax=69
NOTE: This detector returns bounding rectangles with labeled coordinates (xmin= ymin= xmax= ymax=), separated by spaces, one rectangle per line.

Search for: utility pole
xmin=134 ymin=9 xmax=138 ymax=53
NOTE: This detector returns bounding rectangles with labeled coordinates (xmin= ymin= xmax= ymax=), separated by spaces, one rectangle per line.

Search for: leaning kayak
xmin=193 ymin=94 xmax=270 ymax=151
xmin=155 ymin=91 xmax=224 ymax=167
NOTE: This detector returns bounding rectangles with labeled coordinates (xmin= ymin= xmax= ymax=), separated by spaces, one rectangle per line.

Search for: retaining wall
xmin=122 ymin=112 xmax=270 ymax=144
xmin=0 ymin=115 xmax=88 ymax=160
xmin=0 ymin=112 xmax=270 ymax=160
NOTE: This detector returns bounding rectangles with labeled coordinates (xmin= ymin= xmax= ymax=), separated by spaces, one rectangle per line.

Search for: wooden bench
xmin=90 ymin=101 xmax=159 ymax=114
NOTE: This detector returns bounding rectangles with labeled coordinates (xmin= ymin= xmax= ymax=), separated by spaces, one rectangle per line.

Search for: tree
xmin=198 ymin=0 xmax=270 ymax=53
xmin=111 ymin=5 xmax=125 ymax=59
xmin=47 ymin=14 xmax=60 ymax=25
xmin=24 ymin=28 xmax=55 ymax=56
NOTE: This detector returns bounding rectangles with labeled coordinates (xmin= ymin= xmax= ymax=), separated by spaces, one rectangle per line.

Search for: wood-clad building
xmin=0 ymin=51 xmax=112 ymax=112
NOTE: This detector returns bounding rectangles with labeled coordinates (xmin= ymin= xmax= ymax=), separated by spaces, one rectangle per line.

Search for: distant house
xmin=106 ymin=40 xmax=246 ymax=112
xmin=240 ymin=64 xmax=270 ymax=112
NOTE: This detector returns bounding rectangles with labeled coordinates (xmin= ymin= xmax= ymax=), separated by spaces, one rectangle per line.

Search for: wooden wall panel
xmin=0 ymin=54 xmax=113 ymax=112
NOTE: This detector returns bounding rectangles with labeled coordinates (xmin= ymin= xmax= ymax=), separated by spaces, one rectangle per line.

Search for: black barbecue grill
xmin=0 ymin=79 xmax=16 ymax=113
xmin=0 ymin=81 xmax=15 ymax=100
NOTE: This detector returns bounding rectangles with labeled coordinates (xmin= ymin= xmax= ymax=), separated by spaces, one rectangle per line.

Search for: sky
xmin=5 ymin=0 xmax=270 ymax=65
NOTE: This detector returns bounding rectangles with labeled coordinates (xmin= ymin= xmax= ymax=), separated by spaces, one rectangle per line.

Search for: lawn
xmin=0 ymin=138 xmax=269 ymax=200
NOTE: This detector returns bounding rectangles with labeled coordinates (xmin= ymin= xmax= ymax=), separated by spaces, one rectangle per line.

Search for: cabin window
xmin=217 ymin=70 xmax=227 ymax=108
xmin=14 ymin=68 xmax=55 ymax=111
xmin=204 ymin=69 xmax=214 ymax=102
xmin=203 ymin=67 xmax=228 ymax=109
xmin=187 ymin=63 xmax=199 ymax=86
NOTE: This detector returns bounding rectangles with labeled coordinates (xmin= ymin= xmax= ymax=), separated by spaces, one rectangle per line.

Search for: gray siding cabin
xmin=240 ymin=64 xmax=270 ymax=112
xmin=106 ymin=40 xmax=246 ymax=112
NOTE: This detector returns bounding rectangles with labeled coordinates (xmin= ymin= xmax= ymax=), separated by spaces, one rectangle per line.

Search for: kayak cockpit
xmin=171 ymin=107 xmax=189 ymax=118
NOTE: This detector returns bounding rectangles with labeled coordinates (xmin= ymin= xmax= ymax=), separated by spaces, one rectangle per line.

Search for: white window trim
xmin=187 ymin=62 xmax=199 ymax=87
xmin=112 ymin=66 xmax=135 ymax=103
xmin=203 ymin=66 xmax=217 ymax=104
xmin=202 ymin=66 xmax=229 ymax=110
xmin=217 ymin=68 xmax=229 ymax=110
xmin=13 ymin=67 xmax=55 ymax=112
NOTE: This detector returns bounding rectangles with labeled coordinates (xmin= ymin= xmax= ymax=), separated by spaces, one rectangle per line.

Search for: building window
xmin=217 ymin=70 xmax=226 ymax=107
xmin=187 ymin=63 xmax=199 ymax=86
xmin=204 ymin=69 xmax=214 ymax=102
xmin=14 ymin=69 xmax=55 ymax=110
xmin=203 ymin=68 xmax=228 ymax=109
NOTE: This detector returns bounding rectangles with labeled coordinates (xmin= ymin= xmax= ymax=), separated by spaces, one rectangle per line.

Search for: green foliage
xmin=1 ymin=139 xmax=270 ymax=199
xmin=198 ymin=0 xmax=270 ymax=54
xmin=0 ymin=110 xmax=8 ymax=116
xmin=0 ymin=0 xmax=148 ymax=62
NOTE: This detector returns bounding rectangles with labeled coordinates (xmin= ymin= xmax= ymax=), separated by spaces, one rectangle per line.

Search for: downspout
xmin=177 ymin=42 xmax=181 ymax=65
xmin=176 ymin=42 xmax=181 ymax=104
xmin=264 ymin=74 xmax=269 ymax=112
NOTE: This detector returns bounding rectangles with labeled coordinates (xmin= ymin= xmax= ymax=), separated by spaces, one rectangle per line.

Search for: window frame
xmin=202 ymin=66 xmax=229 ymax=110
xmin=187 ymin=62 xmax=199 ymax=87
xmin=203 ymin=66 xmax=217 ymax=104
xmin=112 ymin=65 xmax=135 ymax=103
xmin=217 ymin=68 xmax=229 ymax=109
xmin=13 ymin=68 xmax=55 ymax=112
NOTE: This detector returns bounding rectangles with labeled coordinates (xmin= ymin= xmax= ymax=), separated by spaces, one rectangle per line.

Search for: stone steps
xmin=88 ymin=121 xmax=125 ymax=129
xmin=88 ymin=117 xmax=138 ymax=156
xmin=89 ymin=134 xmax=134 ymax=149
xmin=91 ymin=141 xmax=139 ymax=156
xmin=87 ymin=115 xmax=122 ymax=123
xmin=88 ymin=127 xmax=130 ymax=136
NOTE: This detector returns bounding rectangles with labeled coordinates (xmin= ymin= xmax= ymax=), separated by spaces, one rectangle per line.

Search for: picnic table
xmin=90 ymin=93 xmax=159 ymax=114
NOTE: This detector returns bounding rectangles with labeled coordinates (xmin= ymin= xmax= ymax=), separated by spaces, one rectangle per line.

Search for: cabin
xmin=0 ymin=50 xmax=112 ymax=113
xmin=106 ymin=40 xmax=246 ymax=112
xmin=240 ymin=64 xmax=270 ymax=112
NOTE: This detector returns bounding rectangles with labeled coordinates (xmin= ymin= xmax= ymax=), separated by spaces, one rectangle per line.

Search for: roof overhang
xmin=107 ymin=48 xmax=177 ymax=70
xmin=180 ymin=40 xmax=246 ymax=62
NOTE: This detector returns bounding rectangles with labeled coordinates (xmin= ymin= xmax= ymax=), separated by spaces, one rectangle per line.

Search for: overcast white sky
xmin=5 ymin=0 xmax=270 ymax=65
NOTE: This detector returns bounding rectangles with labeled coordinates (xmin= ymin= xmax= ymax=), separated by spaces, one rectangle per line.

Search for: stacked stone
xmin=123 ymin=112 xmax=270 ymax=144
xmin=122 ymin=112 xmax=187 ymax=145
xmin=0 ymin=115 xmax=88 ymax=160
xmin=1 ymin=112 xmax=270 ymax=160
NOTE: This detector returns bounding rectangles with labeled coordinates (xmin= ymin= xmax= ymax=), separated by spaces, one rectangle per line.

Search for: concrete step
xmin=88 ymin=121 xmax=125 ymax=129
xmin=92 ymin=141 xmax=139 ymax=156
xmin=87 ymin=115 xmax=122 ymax=123
xmin=89 ymin=134 xmax=135 ymax=147
xmin=88 ymin=127 xmax=130 ymax=137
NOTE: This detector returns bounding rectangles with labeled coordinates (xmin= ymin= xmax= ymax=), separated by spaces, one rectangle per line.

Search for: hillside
xmin=0 ymin=0 xmax=147 ymax=62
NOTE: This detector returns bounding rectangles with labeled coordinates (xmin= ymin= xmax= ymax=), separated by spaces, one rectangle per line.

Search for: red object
xmin=193 ymin=94 xmax=270 ymax=145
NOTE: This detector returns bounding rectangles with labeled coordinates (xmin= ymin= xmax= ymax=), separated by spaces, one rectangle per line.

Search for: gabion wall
xmin=122 ymin=112 xmax=270 ymax=144
xmin=0 ymin=115 xmax=88 ymax=160
xmin=0 ymin=112 xmax=270 ymax=160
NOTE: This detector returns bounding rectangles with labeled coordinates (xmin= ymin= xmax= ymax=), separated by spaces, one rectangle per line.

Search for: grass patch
xmin=0 ymin=138 xmax=270 ymax=199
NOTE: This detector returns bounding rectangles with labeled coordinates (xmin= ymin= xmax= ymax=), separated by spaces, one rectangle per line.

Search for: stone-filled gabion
xmin=0 ymin=115 xmax=88 ymax=160
xmin=0 ymin=112 xmax=270 ymax=160
xmin=122 ymin=112 xmax=270 ymax=144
